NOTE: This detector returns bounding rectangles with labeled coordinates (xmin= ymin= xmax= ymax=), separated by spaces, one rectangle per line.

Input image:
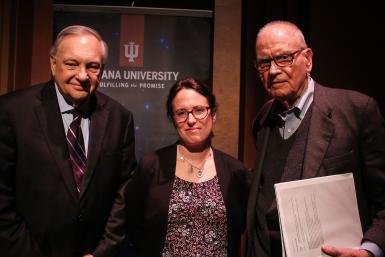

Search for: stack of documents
xmin=275 ymin=173 xmax=362 ymax=257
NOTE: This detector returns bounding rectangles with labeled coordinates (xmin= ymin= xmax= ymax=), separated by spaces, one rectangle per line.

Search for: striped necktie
xmin=66 ymin=109 xmax=87 ymax=193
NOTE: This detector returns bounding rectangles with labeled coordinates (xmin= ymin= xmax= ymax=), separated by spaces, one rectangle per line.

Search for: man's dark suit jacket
xmin=247 ymin=83 xmax=385 ymax=257
xmin=0 ymin=81 xmax=136 ymax=257
xmin=125 ymin=143 xmax=249 ymax=257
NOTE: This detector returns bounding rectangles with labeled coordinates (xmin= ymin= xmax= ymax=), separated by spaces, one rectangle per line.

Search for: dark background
xmin=55 ymin=0 xmax=385 ymax=115
xmin=54 ymin=0 xmax=214 ymax=10
xmin=5 ymin=0 xmax=382 ymax=164
xmin=54 ymin=0 xmax=385 ymax=163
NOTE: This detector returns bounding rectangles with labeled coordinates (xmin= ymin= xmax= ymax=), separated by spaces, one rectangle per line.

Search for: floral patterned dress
xmin=162 ymin=176 xmax=228 ymax=257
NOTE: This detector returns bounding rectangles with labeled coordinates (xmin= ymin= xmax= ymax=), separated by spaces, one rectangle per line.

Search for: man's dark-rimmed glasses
xmin=255 ymin=48 xmax=305 ymax=72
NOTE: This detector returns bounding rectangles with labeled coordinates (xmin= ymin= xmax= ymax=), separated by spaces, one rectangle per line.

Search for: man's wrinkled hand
xmin=321 ymin=245 xmax=373 ymax=257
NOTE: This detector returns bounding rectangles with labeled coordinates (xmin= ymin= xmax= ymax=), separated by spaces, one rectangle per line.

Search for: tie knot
xmin=70 ymin=109 xmax=83 ymax=126
xmin=71 ymin=108 xmax=82 ymax=118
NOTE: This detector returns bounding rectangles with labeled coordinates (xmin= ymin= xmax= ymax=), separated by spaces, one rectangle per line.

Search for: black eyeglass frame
xmin=173 ymin=106 xmax=211 ymax=123
xmin=254 ymin=48 xmax=306 ymax=72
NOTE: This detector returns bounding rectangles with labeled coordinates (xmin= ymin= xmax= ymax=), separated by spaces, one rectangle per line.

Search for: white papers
xmin=275 ymin=173 xmax=362 ymax=257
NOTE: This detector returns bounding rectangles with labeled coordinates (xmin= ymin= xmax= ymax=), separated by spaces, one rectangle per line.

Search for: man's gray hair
xmin=257 ymin=20 xmax=308 ymax=49
xmin=50 ymin=25 xmax=108 ymax=64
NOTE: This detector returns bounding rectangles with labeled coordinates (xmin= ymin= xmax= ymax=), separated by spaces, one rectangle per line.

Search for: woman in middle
xmin=125 ymin=78 xmax=249 ymax=257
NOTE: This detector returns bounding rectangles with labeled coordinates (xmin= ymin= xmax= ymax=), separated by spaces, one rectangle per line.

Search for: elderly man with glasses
xmin=247 ymin=20 xmax=385 ymax=257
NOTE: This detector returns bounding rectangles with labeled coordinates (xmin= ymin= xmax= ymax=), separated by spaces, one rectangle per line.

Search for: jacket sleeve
xmin=360 ymin=97 xmax=385 ymax=251
xmin=0 ymin=106 xmax=44 ymax=257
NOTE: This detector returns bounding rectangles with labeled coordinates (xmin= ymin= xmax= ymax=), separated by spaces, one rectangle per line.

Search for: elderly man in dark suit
xmin=247 ymin=21 xmax=385 ymax=257
xmin=0 ymin=25 xmax=136 ymax=257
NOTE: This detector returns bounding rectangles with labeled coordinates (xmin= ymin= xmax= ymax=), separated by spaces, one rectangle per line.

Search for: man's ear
xmin=304 ymin=48 xmax=313 ymax=73
xmin=50 ymin=55 xmax=57 ymax=76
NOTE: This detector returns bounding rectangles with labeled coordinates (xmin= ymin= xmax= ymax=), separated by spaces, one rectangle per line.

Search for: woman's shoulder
xmin=138 ymin=143 xmax=177 ymax=172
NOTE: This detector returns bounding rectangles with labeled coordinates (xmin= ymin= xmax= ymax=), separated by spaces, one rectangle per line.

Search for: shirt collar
xmin=54 ymin=83 xmax=95 ymax=117
xmin=55 ymin=83 xmax=73 ymax=114
xmin=281 ymin=76 xmax=314 ymax=120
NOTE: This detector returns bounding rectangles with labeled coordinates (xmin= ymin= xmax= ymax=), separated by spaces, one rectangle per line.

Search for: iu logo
xmin=120 ymin=15 xmax=144 ymax=67
xmin=124 ymin=42 xmax=140 ymax=62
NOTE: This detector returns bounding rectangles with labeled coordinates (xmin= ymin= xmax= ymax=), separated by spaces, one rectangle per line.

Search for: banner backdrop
xmin=54 ymin=5 xmax=213 ymax=158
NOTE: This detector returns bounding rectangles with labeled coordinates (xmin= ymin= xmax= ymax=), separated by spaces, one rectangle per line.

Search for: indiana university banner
xmin=54 ymin=5 xmax=213 ymax=158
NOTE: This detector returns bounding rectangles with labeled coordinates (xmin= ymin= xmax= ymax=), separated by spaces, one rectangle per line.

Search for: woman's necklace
xmin=177 ymin=145 xmax=212 ymax=178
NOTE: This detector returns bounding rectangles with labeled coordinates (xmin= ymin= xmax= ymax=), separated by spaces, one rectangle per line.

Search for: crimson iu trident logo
xmin=120 ymin=15 xmax=144 ymax=67
xmin=124 ymin=42 xmax=140 ymax=62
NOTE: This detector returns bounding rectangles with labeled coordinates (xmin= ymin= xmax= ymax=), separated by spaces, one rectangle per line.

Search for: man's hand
xmin=322 ymin=245 xmax=373 ymax=257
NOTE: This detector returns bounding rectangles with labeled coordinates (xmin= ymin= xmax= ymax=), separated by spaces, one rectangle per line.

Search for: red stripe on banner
xmin=120 ymin=15 xmax=145 ymax=67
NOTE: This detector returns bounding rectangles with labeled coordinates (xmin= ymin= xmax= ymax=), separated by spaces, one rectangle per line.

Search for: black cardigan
xmin=125 ymin=143 xmax=249 ymax=257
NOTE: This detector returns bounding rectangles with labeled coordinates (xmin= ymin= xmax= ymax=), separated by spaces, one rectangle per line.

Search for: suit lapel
xmin=80 ymin=93 xmax=108 ymax=199
xmin=247 ymin=103 xmax=273 ymax=256
xmin=248 ymin=100 xmax=274 ymax=214
xmin=34 ymin=81 xmax=79 ymax=201
xmin=249 ymin=127 xmax=270 ymax=204
xmin=303 ymin=84 xmax=335 ymax=179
